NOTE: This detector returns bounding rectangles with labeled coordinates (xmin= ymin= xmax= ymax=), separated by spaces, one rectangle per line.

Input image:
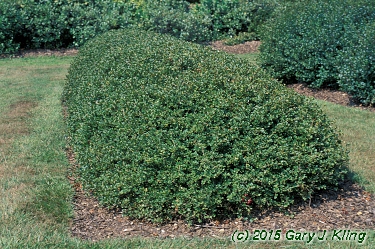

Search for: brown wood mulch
xmin=0 ymin=48 xmax=79 ymax=58
xmin=210 ymin=40 xmax=261 ymax=54
xmin=7 ymin=43 xmax=374 ymax=241
xmin=287 ymin=83 xmax=375 ymax=112
xmin=67 ymin=147 xmax=375 ymax=242
xmin=66 ymin=42 xmax=374 ymax=241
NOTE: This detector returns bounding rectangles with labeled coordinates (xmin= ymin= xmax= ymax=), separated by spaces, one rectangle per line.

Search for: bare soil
xmin=8 ymin=44 xmax=374 ymax=241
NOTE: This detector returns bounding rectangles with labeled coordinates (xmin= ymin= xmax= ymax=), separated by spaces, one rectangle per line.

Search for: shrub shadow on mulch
xmin=68 ymin=142 xmax=374 ymax=242
xmin=57 ymin=42 xmax=374 ymax=241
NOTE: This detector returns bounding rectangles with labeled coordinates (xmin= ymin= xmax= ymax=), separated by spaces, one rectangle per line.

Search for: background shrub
xmin=192 ymin=0 xmax=277 ymax=41
xmin=0 ymin=0 xmax=283 ymax=53
xmin=64 ymin=28 xmax=348 ymax=223
xmin=62 ymin=0 xmax=138 ymax=47
xmin=133 ymin=0 xmax=281 ymax=42
xmin=0 ymin=0 xmax=137 ymax=52
xmin=259 ymin=0 xmax=375 ymax=105
xmin=338 ymin=20 xmax=375 ymax=105
xmin=141 ymin=0 xmax=213 ymax=42
xmin=0 ymin=1 xmax=22 ymax=54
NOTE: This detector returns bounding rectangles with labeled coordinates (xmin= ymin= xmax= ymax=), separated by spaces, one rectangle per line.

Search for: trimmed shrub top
xmin=64 ymin=28 xmax=348 ymax=223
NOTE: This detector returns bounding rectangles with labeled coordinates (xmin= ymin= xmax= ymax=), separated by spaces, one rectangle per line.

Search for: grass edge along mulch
xmin=0 ymin=51 xmax=374 ymax=249
xmin=66 ymin=47 xmax=375 ymax=247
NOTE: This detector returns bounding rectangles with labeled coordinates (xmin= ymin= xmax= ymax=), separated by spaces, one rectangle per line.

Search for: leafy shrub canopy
xmin=0 ymin=0 xmax=137 ymax=53
xmin=64 ymin=28 xmax=348 ymax=223
xmin=259 ymin=0 xmax=375 ymax=105
xmin=0 ymin=0 xmax=282 ymax=54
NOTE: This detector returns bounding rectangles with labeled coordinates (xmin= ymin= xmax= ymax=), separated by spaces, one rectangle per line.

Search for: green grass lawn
xmin=235 ymin=52 xmax=259 ymax=64
xmin=0 ymin=55 xmax=374 ymax=248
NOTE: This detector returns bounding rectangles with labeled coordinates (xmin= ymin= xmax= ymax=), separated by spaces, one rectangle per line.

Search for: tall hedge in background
xmin=0 ymin=1 xmax=22 ymax=54
xmin=191 ymin=0 xmax=276 ymax=40
xmin=141 ymin=0 xmax=213 ymax=42
xmin=139 ymin=0 xmax=277 ymax=42
xmin=259 ymin=0 xmax=375 ymax=105
xmin=0 ymin=0 xmax=284 ymax=54
xmin=64 ymin=28 xmax=348 ymax=223
xmin=0 ymin=0 xmax=138 ymax=52
xmin=338 ymin=20 xmax=375 ymax=105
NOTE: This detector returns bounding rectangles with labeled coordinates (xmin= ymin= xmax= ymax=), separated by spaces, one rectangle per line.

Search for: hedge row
xmin=259 ymin=0 xmax=375 ymax=105
xmin=63 ymin=28 xmax=348 ymax=223
xmin=0 ymin=0 xmax=137 ymax=54
xmin=143 ymin=0 xmax=293 ymax=44
xmin=0 ymin=0 xmax=291 ymax=54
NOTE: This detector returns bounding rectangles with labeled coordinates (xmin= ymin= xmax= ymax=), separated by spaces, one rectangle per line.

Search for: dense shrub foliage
xmin=191 ymin=0 xmax=275 ymax=40
xmin=64 ymin=29 xmax=348 ymax=223
xmin=0 ymin=1 xmax=22 ymax=53
xmin=0 ymin=0 xmax=138 ymax=54
xmin=134 ymin=0 xmax=285 ymax=42
xmin=338 ymin=20 xmax=375 ymax=105
xmin=141 ymin=0 xmax=213 ymax=42
xmin=259 ymin=0 xmax=375 ymax=105
xmin=0 ymin=0 xmax=284 ymax=54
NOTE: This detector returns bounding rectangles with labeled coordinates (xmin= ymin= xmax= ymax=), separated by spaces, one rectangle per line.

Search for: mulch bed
xmin=287 ymin=83 xmax=375 ymax=112
xmin=9 ymin=43 xmax=374 ymax=241
xmin=0 ymin=48 xmax=79 ymax=58
xmin=71 ymin=181 xmax=375 ymax=241
xmin=66 ymin=42 xmax=374 ymax=241
xmin=67 ymin=144 xmax=375 ymax=241
xmin=210 ymin=40 xmax=261 ymax=54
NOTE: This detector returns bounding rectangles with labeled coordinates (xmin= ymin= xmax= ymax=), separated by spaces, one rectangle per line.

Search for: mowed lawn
xmin=0 ymin=55 xmax=374 ymax=248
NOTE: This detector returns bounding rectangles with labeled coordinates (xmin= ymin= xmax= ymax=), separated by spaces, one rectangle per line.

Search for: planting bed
xmin=6 ymin=40 xmax=374 ymax=241
xmin=63 ymin=38 xmax=373 ymax=240
xmin=69 ymin=145 xmax=375 ymax=241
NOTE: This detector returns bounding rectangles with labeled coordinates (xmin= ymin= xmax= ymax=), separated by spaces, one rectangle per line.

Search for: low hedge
xmin=259 ymin=0 xmax=375 ymax=105
xmin=63 ymin=28 xmax=348 ymax=223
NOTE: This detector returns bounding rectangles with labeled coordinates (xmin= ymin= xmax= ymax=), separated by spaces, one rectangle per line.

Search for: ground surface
xmin=9 ymin=43 xmax=375 ymax=241
xmin=68 ymin=147 xmax=375 ymax=241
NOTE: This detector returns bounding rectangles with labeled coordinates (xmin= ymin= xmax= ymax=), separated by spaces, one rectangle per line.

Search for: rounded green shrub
xmin=259 ymin=0 xmax=375 ymax=105
xmin=64 ymin=28 xmax=348 ymax=223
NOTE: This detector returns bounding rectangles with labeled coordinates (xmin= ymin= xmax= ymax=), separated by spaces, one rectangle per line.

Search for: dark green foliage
xmin=59 ymin=0 xmax=137 ymax=47
xmin=0 ymin=0 xmax=137 ymax=52
xmin=192 ymin=0 xmax=276 ymax=40
xmin=0 ymin=1 xmax=21 ymax=54
xmin=141 ymin=0 xmax=213 ymax=42
xmin=63 ymin=28 xmax=348 ymax=223
xmin=337 ymin=20 xmax=375 ymax=105
xmin=140 ymin=0 xmax=277 ymax=42
xmin=259 ymin=0 xmax=375 ymax=105
xmin=0 ymin=0 xmax=280 ymax=53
